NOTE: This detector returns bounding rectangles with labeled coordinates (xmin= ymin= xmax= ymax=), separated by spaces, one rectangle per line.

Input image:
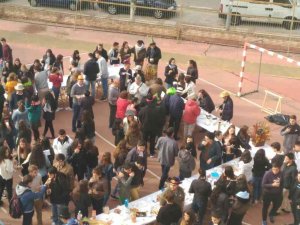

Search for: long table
xmin=95 ymin=108 xmax=276 ymax=224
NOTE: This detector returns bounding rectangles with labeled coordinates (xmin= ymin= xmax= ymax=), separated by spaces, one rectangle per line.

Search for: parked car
xmin=28 ymin=0 xmax=91 ymax=10
xmin=219 ymin=0 xmax=300 ymax=29
xmin=98 ymin=0 xmax=177 ymax=19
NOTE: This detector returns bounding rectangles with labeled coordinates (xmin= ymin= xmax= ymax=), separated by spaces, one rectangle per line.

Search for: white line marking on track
xmin=95 ymin=131 xmax=161 ymax=180
xmin=178 ymin=67 xmax=262 ymax=109
xmin=242 ymin=222 xmax=251 ymax=225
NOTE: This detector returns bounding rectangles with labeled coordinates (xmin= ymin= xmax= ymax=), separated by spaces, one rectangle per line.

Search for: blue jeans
xmin=85 ymin=80 xmax=96 ymax=97
xmin=159 ymin=165 xmax=170 ymax=190
xmin=51 ymin=204 xmax=64 ymax=225
xmin=101 ymin=78 xmax=108 ymax=98
xmin=192 ymin=200 xmax=208 ymax=225
xmin=52 ymin=86 xmax=60 ymax=105
xmin=252 ymin=176 xmax=263 ymax=202
xmin=72 ymin=104 xmax=81 ymax=132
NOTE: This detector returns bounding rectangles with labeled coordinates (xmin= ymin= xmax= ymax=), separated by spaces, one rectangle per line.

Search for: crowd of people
xmin=0 ymin=36 xmax=300 ymax=225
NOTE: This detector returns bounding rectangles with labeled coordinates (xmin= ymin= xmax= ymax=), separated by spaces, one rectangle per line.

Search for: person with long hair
xmin=179 ymin=210 xmax=196 ymax=225
xmin=0 ymin=110 xmax=15 ymax=149
xmin=29 ymin=143 xmax=51 ymax=183
xmin=49 ymin=67 xmax=63 ymax=105
xmin=41 ymin=49 xmax=56 ymax=71
xmin=164 ymin=58 xmax=178 ymax=89
xmin=216 ymin=165 xmax=237 ymax=197
xmin=70 ymin=50 xmax=81 ymax=66
xmin=88 ymin=166 xmax=109 ymax=214
xmin=187 ymin=59 xmax=198 ymax=83
xmin=0 ymin=145 xmax=13 ymax=205
xmin=16 ymin=138 xmax=31 ymax=168
xmin=42 ymin=92 xmax=57 ymax=139
xmin=237 ymin=125 xmax=251 ymax=150
xmin=12 ymin=58 xmax=22 ymax=77
xmin=100 ymin=152 xmax=114 ymax=205
xmin=120 ymin=41 xmax=132 ymax=63
xmin=67 ymin=139 xmax=87 ymax=181
xmin=84 ymin=139 xmax=99 ymax=179
xmin=78 ymin=110 xmax=95 ymax=143
xmin=53 ymin=54 xmax=64 ymax=75
xmin=252 ymin=148 xmax=271 ymax=204
xmin=238 ymin=150 xmax=253 ymax=181
xmin=17 ymin=119 xmax=32 ymax=145
xmin=5 ymin=72 xmax=18 ymax=101
xmin=124 ymin=120 xmax=142 ymax=150
xmin=72 ymin=179 xmax=91 ymax=218
xmin=40 ymin=137 xmax=55 ymax=165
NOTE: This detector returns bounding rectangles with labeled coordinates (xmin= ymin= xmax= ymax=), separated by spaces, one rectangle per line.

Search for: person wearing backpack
xmin=15 ymin=174 xmax=49 ymax=225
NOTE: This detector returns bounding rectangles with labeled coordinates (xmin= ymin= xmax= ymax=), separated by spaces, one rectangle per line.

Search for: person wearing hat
xmin=227 ymin=191 xmax=251 ymax=225
xmin=133 ymin=64 xmax=145 ymax=83
xmin=9 ymin=82 xmax=26 ymax=111
xmin=168 ymin=86 xmax=185 ymax=140
xmin=131 ymin=40 xmax=146 ymax=67
xmin=58 ymin=206 xmax=79 ymax=225
xmin=119 ymin=60 xmax=133 ymax=92
xmin=108 ymin=42 xmax=120 ymax=65
xmin=216 ymin=90 xmax=233 ymax=122
xmin=70 ymin=74 xmax=85 ymax=132
xmin=123 ymin=109 xmax=138 ymax=134
xmin=1 ymin=38 xmax=13 ymax=65
xmin=145 ymin=40 xmax=161 ymax=81
xmin=159 ymin=176 xmax=185 ymax=210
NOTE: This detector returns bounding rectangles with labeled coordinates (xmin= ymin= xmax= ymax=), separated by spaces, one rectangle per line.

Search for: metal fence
xmin=1 ymin=0 xmax=300 ymax=52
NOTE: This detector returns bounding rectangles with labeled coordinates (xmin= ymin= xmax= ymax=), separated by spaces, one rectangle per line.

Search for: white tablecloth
xmin=107 ymin=64 xmax=124 ymax=79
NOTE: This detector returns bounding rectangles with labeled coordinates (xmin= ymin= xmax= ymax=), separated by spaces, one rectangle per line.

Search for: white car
xmin=219 ymin=0 xmax=300 ymax=29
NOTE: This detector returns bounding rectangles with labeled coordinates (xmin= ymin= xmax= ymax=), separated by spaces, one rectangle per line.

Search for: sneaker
xmin=269 ymin=216 xmax=275 ymax=223
xmin=262 ymin=221 xmax=267 ymax=225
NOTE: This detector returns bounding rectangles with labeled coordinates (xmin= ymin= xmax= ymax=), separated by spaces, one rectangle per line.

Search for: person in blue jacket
xmin=16 ymin=174 xmax=49 ymax=225
xmin=217 ymin=91 xmax=233 ymax=122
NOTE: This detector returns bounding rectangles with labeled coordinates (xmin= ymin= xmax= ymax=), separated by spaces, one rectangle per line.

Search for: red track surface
xmin=0 ymin=20 xmax=298 ymax=225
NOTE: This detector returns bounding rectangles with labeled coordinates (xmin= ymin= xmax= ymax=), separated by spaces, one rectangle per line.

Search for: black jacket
xmin=252 ymin=158 xmax=271 ymax=177
xmin=67 ymin=148 xmax=87 ymax=173
xmin=49 ymin=172 xmax=70 ymax=204
xmin=146 ymin=46 xmax=161 ymax=65
xmin=80 ymin=96 xmax=94 ymax=119
xmin=282 ymin=161 xmax=298 ymax=189
xmin=189 ymin=178 xmax=212 ymax=204
xmin=164 ymin=65 xmax=178 ymax=85
xmin=156 ymin=203 xmax=182 ymax=225
xmin=199 ymin=95 xmax=215 ymax=113
xmin=187 ymin=66 xmax=198 ymax=81
xmin=130 ymin=164 xmax=143 ymax=187
xmin=219 ymin=96 xmax=233 ymax=121
xmin=289 ymin=181 xmax=300 ymax=205
xmin=83 ymin=59 xmax=99 ymax=81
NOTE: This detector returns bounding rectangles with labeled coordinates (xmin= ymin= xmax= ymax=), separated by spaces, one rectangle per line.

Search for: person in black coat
xmin=80 ymin=91 xmax=94 ymax=119
xmin=67 ymin=139 xmax=87 ymax=181
xmin=0 ymin=84 xmax=5 ymax=120
xmin=164 ymin=58 xmax=178 ymax=89
xmin=187 ymin=59 xmax=198 ymax=83
xmin=237 ymin=125 xmax=251 ymax=150
xmin=145 ymin=42 xmax=161 ymax=65
xmin=198 ymin=89 xmax=215 ymax=113
xmin=119 ymin=61 xmax=133 ymax=92
xmin=189 ymin=168 xmax=212 ymax=225
xmin=42 ymin=92 xmax=57 ymax=139
xmin=77 ymin=111 xmax=95 ymax=143
xmin=93 ymin=43 xmax=108 ymax=61
xmin=217 ymin=91 xmax=233 ymax=122
xmin=83 ymin=53 xmax=100 ymax=98
xmin=156 ymin=189 xmax=182 ymax=225
xmin=288 ymin=171 xmax=300 ymax=225
xmin=138 ymin=95 xmax=166 ymax=156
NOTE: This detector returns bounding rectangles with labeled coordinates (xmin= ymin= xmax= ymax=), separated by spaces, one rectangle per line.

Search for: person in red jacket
xmin=182 ymin=94 xmax=200 ymax=138
xmin=49 ymin=67 xmax=63 ymax=107
xmin=1 ymin=38 xmax=13 ymax=65
xmin=116 ymin=91 xmax=131 ymax=120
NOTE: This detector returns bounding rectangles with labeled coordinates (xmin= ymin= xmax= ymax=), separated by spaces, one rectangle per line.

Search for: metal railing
xmin=1 ymin=0 xmax=300 ymax=53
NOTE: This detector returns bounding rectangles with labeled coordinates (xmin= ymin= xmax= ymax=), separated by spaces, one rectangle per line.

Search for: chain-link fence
xmin=1 ymin=0 xmax=300 ymax=52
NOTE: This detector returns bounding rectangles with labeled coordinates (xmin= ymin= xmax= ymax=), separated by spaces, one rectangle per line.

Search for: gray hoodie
xmin=178 ymin=149 xmax=196 ymax=172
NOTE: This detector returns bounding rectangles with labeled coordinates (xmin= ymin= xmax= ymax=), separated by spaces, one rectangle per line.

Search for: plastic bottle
xmin=77 ymin=210 xmax=82 ymax=221
xmin=124 ymin=199 xmax=129 ymax=208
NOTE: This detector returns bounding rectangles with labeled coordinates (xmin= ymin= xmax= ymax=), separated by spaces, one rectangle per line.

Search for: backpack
xmin=9 ymin=192 xmax=25 ymax=219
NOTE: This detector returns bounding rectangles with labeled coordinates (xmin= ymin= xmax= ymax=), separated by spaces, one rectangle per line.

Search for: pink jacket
xmin=183 ymin=99 xmax=200 ymax=124
xmin=116 ymin=98 xmax=130 ymax=119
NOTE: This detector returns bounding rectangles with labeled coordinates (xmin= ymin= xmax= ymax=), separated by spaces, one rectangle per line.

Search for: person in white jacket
xmin=238 ymin=149 xmax=253 ymax=181
xmin=181 ymin=75 xmax=196 ymax=99
xmin=128 ymin=75 xmax=149 ymax=104
xmin=52 ymin=129 xmax=73 ymax=157
xmin=0 ymin=145 xmax=14 ymax=205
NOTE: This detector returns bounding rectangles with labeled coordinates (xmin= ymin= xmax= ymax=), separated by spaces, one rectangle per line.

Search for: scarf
xmin=135 ymin=44 xmax=144 ymax=56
